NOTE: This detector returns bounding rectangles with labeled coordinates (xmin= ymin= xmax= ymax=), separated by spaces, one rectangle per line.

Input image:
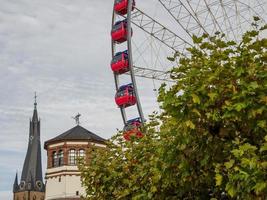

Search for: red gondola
xmin=111 ymin=20 xmax=132 ymax=43
xmin=111 ymin=50 xmax=129 ymax=74
xmin=115 ymin=84 xmax=136 ymax=108
xmin=114 ymin=0 xmax=135 ymax=15
xmin=123 ymin=118 xmax=143 ymax=141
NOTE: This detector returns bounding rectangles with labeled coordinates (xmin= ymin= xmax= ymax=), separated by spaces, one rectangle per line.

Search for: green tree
xmin=79 ymin=20 xmax=267 ymax=200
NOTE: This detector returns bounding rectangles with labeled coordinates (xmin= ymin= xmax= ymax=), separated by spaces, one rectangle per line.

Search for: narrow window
xmin=58 ymin=150 xmax=64 ymax=166
xmin=76 ymin=191 xmax=79 ymax=196
xmin=78 ymin=149 xmax=85 ymax=158
xmin=68 ymin=149 xmax=76 ymax=165
xmin=52 ymin=151 xmax=57 ymax=167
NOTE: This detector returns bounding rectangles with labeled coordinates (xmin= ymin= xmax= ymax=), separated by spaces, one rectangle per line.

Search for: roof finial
xmin=34 ymin=92 xmax=37 ymax=109
xmin=72 ymin=113 xmax=81 ymax=125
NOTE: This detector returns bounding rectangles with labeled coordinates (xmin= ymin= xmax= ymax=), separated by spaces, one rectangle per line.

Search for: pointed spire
xmin=32 ymin=92 xmax=38 ymax=122
xmin=34 ymin=92 xmax=37 ymax=109
xmin=20 ymin=95 xmax=44 ymax=192
xmin=13 ymin=172 xmax=19 ymax=192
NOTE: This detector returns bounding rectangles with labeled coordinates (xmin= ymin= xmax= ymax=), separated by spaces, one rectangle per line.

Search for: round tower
xmin=44 ymin=125 xmax=106 ymax=200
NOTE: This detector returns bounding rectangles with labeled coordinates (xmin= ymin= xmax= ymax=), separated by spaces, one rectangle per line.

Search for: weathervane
xmin=72 ymin=113 xmax=81 ymax=125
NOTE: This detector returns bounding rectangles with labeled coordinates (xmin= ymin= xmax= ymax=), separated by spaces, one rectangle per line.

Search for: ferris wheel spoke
xmin=123 ymin=7 xmax=193 ymax=54
xmin=158 ymin=0 xmax=209 ymax=35
xmin=185 ymin=0 xmax=234 ymax=35
xmin=203 ymin=0 xmax=229 ymax=37
xmin=222 ymin=2 xmax=263 ymax=37
xmin=236 ymin=0 xmax=267 ymax=23
xmin=129 ymin=66 xmax=174 ymax=82
xmin=158 ymin=0 xmax=264 ymax=41
xmin=158 ymin=0 xmax=194 ymax=38
xmin=220 ymin=1 xmax=239 ymax=41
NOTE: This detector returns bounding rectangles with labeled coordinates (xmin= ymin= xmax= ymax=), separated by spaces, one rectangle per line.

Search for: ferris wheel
xmin=110 ymin=0 xmax=266 ymax=139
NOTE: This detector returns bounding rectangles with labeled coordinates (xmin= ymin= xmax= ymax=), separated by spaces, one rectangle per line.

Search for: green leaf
xmin=191 ymin=94 xmax=201 ymax=104
xmin=253 ymin=16 xmax=260 ymax=21
xmin=226 ymin=183 xmax=236 ymax=197
xmin=192 ymin=108 xmax=201 ymax=116
xmin=185 ymin=120 xmax=196 ymax=129
xmin=260 ymin=143 xmax=267 ymax=152
xmin=224 ymin=159 xmax=235 ymax=169
xmin=192 ymin=35 xmax=203 ymax=44
xmin=253 ymin=182 xmax=266 ymax=194
xmin=215 ymin=174 xmax=223 ymax=186
xmin=257 ymin=120 xmax=266 ymax=128
xmin=249 ymin=81 xmax=259 ymax=89
xmin=234 ymin=103 xmax=247 ymax=112
xmin=167 ymin=56 xmax=175 ymax=62
xmin=151 ymin=186 xmax=157 ymax=193
xmin=208 ymin=93 xmax=217 ymax=101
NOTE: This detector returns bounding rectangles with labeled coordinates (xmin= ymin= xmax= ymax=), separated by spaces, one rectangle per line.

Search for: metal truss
xmin=123 ymin=7 xmax=193 ymax=54
xmin=111 ymin=0 xmax=266 ymax=127
xmin=122 ymin=0 xmax=266 ymax=83
xmin=158 ymin=0 xmax=266 ymax=42
xmin=130 ymin=66 xmax=174 ymax=82
xmin=121 ymin=0 xmax=266 ymax=83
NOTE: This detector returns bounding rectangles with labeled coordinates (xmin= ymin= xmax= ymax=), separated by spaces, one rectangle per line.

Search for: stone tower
xmin=44 ymin=125 xmax=106 ymax=200
xmin=13 ymin=98 xmax=45 ymax=200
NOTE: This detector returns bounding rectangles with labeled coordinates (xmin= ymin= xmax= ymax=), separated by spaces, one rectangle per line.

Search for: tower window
xmin=52 ymin=151 xmax=58 ymax=167
xmin=68 ymin=149 xmax=76 ymax=165
xmin=78 ymin=149 xmax=85 ymax=158
xmin=58 ymin=150 xmax=64 ymax=166
xmin=76 ymin=191 xmax=79 ymax=196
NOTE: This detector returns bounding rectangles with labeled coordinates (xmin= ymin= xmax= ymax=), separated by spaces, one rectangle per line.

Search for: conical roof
xmin=44 ymin=125 xmax=106 ymax=149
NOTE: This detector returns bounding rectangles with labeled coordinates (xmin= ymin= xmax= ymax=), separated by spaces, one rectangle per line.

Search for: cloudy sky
xmin=0 ymin=1 xmax=163 ymax=199
xmin=0 ymin=0 xmax=266 ymax=199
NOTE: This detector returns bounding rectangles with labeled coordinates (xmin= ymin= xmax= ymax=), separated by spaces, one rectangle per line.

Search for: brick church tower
xmin=13 ymin=98 xmax=45 ymax=200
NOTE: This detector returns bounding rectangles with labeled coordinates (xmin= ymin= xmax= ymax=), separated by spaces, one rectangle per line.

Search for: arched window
xmin=58 ymin=150 xmax=64 ymax=166
xmin=52 ymin=151 xmax=57 ymax=167
xmin=68 ymin=149 xmax=76 ymax=165
xmin=78 ymin=149 xmax=85 ymax=158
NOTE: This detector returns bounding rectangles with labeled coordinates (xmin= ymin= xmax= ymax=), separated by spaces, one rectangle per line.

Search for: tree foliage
xmin=79 ymin=21 xmax=267 ymax=199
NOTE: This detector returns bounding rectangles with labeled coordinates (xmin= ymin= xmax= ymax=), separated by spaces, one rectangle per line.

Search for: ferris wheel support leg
xmin=127 ymin=0 xmax=145 ymax=124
